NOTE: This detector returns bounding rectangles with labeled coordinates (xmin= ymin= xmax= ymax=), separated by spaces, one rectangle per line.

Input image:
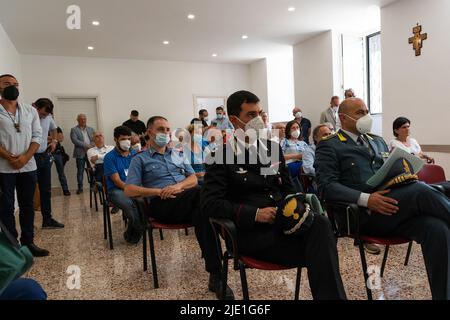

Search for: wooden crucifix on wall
xmin=408 ymin=23 xmax=428 ymax=56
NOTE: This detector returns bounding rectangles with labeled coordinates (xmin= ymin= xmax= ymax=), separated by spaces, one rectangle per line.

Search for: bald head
xmin=338 ymin=98 xmax=369 ymax=134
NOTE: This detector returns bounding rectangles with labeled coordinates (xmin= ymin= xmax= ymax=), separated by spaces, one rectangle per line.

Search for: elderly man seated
xmin=124 ymin=116 xmax=234 ymax=299
xmin=87 ymin=131 xmax=114 ymax=182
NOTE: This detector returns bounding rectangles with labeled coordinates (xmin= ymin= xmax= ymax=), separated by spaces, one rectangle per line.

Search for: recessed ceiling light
xmin=288 ymin=7 xmax=296 ymax=12
xmin=87 ymin=46 xmax=94 ymax=50
xmin=187 ymin=14 xmax=195 ymax=20
xmin=92 ymin=21 xmax=100 ymax=26
xmin=163 ymin=41 xmax=170 ymax=45
xmin=212 ymin=53 xmax=218 ymax=57
xmin=242 ymin=35 xmax=248 ymax=40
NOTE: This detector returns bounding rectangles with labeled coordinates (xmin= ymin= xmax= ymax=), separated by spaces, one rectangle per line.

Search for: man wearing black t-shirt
xmin=123 ymin=110 xmax=147 ymax=136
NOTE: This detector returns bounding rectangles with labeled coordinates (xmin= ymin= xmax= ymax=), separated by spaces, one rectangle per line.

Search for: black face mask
xmin=1 ymin=85 xmax=19 ymax=101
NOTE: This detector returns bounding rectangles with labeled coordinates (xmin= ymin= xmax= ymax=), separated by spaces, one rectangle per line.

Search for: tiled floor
xmin=24 ymin=192 xmax=431 ymax=300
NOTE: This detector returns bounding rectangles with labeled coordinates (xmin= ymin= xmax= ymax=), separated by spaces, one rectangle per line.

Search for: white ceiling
xmin=0 ymin=0 xmax=399 ymax=64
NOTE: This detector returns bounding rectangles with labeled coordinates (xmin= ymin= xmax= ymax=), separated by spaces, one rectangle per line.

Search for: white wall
xmin=381 ymin=0 xmax=450 ymax=176
xmin=250 ymin=59 xmax=268 ymax=112
xmin=266 ymin=49 xmax=295 ymax=123
xmin=0 ymin=23 xmax=22 ymax=86
xmin=294 ymin=31 xmax=335 ymax=129
xmin=20 ymin=55 xmax=250 ymax=144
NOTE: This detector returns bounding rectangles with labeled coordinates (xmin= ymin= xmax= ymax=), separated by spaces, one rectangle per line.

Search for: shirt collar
xmin=341 ymin=129 xmax=360 ymax=143
xmin=148 ymin=146 xmax=171 ymax=157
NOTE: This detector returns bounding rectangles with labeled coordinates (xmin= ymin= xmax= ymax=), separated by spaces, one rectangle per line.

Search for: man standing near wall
xmin=292 ymin=107 xmax=312 ymax=144
xmin=0 ymin=74 xmax=49 ymax=257
xmin=33 ymin=98 xmax=64 ymax=229
xmin=70 ymin=114 xmax=95 ymax=194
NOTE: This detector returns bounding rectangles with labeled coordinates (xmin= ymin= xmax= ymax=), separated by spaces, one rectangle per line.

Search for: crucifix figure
xmin=408 ymin=24 xmax=428 ymax=56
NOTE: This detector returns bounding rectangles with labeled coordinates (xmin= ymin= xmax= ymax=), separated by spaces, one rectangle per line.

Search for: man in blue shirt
xmin=125 ymin=116 xmax=234 ymax=300
xmin=104 ymin=126 xmax=141 ymax=244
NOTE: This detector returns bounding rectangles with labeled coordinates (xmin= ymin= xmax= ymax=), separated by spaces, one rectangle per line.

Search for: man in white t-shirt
xmin=87 ymin=131 xmax=114 ymax=182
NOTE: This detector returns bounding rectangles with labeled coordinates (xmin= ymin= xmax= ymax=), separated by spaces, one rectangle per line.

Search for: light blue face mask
xmin=155 ymin=133 xmax=170 ymax=147
xmin=216 ymin=114 xmax=224 ymax=120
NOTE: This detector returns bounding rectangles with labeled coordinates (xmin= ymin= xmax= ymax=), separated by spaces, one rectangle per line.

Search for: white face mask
xmin=132 ymin=143 xmax=141 ymax=152
xmin=346 ymin=114 xmax=373 ymax=135
xmin=295 ymin=112 xmax=302 ymax=119
xmin=237 ymin=116 xmax=266 ymax=133
xmin=203 ymin=117 xmax=209 ymax=122
xmin=291 ymin=130 xmax=301 ymax=139
xmin=119 ymin=140 xmax=131 ymax=151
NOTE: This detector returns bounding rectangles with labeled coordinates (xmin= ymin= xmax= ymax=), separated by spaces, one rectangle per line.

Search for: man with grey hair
xmin=70 ymin=114 xmax=95 ymax=194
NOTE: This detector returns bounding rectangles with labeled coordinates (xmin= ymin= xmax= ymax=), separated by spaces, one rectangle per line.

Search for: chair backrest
xmin=418 ymin=164 xmax=446 ymax=184
xmin=101 ymin=176 xmax=110 ymax=202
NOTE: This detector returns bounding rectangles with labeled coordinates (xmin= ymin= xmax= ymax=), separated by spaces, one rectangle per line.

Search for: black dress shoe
xmin=42 ymin=218 xmax=65 ymax=229
xmin=76 ymin=189 xmax=83 ymax=195
xmin=25 ymin=243 xmax=49 ymax=257
xmin=208 ymin=273 xmax=235 ymax=300
xmin=63 ymin=190 xmax=71 ymax=196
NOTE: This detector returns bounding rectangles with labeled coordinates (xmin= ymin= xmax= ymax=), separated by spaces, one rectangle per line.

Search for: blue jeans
xmin=0 ymin=171 xmax=37 ymax=245
xmin=52 ymin=153 xmax=69 ymax=192
xmin=76 ymin=157 xmax=86 ymax=190
xmin=34 ymin=153 xmax=53 ymax=221
xmin=0 ymin=279 xmax=47 ymax=300
xmin=108 ymin=188 xmax=141 ymax=235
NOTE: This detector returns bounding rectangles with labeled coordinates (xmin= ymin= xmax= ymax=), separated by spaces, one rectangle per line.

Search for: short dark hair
xmin=392 ymin=117 xmax=410 ymax=137
xmin=285 ymin=120 xmax=300 ymax=140
xmin=131 ymin=110 xmax=139 ymax=117
xmin=34 ymin=98 xmax=54 ymax=114
xmin=147 ymin=116 xmax=168 ymax=128
xmin=199 ymin=109 xmax=207 ymax=116
xmin=114 ymin=125 xmax=132 ymax=139
xmin=226 ymin=91 xmax=260 ymax=117
xmin=0 ymin=74 xmax=17 ymax=81
xmin=216 ymin=106 xmax=224 ymax=112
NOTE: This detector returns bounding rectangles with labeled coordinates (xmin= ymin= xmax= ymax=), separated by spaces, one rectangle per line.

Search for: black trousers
xmin=34 ymin=153 xmax=53 ymax=221
xmin=362 ymin=182 xmax=450 ymax=300
xmin=0 ymin=171 xmax=37 ymax=245
xmin=147 ymin=186 xmax=219 ymax=274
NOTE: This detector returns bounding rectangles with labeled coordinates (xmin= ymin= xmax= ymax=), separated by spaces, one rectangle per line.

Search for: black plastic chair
xmin=326 ymin=201 xmax=414 ymax=300
xmin=133 ymin=197 xmax=193 ymax=289
xmin=209 ymin=217 xmax=302 ymax=300
xmin=84 ymin=157 xmax=100 ymax=211
xmin=97 ymin=178 xmax=113 ymax=250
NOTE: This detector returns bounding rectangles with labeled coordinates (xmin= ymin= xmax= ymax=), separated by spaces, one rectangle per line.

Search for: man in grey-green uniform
xmin=315 ymin=98 xmax=450 ymax=300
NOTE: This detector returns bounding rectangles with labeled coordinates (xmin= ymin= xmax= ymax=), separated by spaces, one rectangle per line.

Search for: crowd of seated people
xmin=1 ymin=70 xmax=449 ymax=301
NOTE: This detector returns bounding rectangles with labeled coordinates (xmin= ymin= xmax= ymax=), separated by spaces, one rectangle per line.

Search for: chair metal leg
xmin=404 ymin=241 xmax=413 ymax=266
xmin=294 ymin=267 xmax=302 ymax=300
xmin=89 ymin=190 xmax=93 ymax=208
xmin=380 ymin=245 xmax=390 ymax=278
xmin=239 ymin=262 xmax=249 ymax=300
xmin=106 ymin=206 xmax=114 ymax=250
xmin=103 ymin=203 xmax=107 ymax=240
xmin=94 ymin=191 xmax=99 ymax=212
xmin=358 ymin=242 xmax=373 ymax=300
xmin=159 ymin=229 xmax=164 ymax=240
xmin=149 ymin=227 xmax=159 ymax=288
xmin=221 ymin=252 xmax=229 ymax=300
xmin=185 ymin=228 xmax=189 ymax=236
xmin=142 ymin=226 xmax=148 ymax=272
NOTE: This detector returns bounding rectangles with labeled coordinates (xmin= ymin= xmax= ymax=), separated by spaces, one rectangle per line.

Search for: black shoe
xmin=124 ymin=230 xmax=141 ymax=244
xmin=63 ymin=190 xmax=71 ymax=196
xmin=208 ymin=273 xmax=235 ymax=300
xmin=111 ymin=206 xmax=120 ymax=214
xmin=25 ymin=243 xmax=49 ymax=257
xmin=42 ymin=218 xmax=65 ymax=229
xmin=76 ymin=189 xmax=83 ymax=195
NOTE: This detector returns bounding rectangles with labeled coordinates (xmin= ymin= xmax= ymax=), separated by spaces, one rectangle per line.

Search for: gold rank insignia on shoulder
xmin=336 ymin=132 xmax=347 ymax=142
xmin=321 ymin=133 xmax=339 ymax=141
